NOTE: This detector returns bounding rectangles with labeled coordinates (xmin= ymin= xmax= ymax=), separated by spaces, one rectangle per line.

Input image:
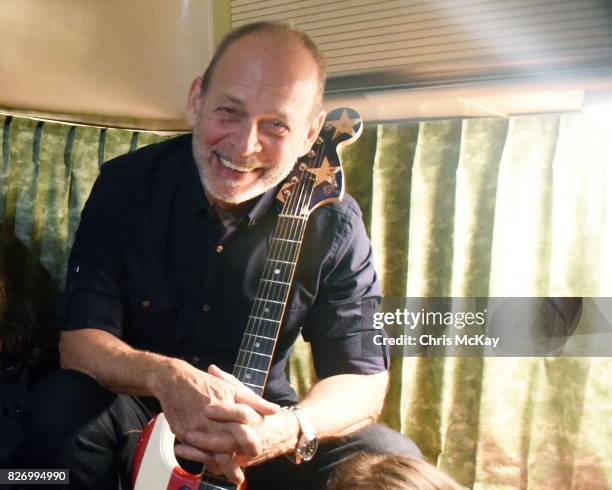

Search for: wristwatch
xmin=287 ymin=406 xmax=319 ymax=464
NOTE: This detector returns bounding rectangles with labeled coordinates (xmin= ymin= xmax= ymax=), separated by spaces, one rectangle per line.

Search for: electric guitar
xmin=132 ymin=108 xmax=363 ymax=490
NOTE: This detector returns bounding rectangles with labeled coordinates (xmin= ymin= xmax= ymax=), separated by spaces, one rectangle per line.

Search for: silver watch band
xmin=286 ymin=405 xmax=318 ymax=464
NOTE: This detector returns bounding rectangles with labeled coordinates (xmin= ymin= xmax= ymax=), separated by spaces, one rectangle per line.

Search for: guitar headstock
xmin=277 ymin=107 xmax=362 ymax=215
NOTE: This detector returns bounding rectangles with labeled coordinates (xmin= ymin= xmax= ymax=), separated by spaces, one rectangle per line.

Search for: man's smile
xmin=214 ymin=152 xmax=260 ymax=172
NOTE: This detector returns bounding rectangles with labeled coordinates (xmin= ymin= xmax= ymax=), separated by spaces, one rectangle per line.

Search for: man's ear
xmin=186 ymin=76 xmax=204 ymax=128
xmin=299 ymin=110 xmax=326 ymax=156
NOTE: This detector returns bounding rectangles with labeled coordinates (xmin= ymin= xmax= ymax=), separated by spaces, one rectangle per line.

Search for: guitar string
xmin=244 ymin=131 xmax=327 ymax=378
xmin=242 ymin=123 xmax=335 ymax=381
xmin=238 ymin=135 xmax=319 ymax=377
xmin=235 ymin=164 xmax=305 ymax=383
xmin=235 ymin=143 xmax=321 ymax=389
xmin=236 ymin=132 xmax=328 ymax=391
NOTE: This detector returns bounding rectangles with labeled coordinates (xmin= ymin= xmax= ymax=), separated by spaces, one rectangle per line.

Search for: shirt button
xmin=216 ymin=245 xmax=224 ymax=253
xmin=202 ymin=304 xmax=210 ymax=312
xmin=142 ymin=299 xmax=151 ymax=308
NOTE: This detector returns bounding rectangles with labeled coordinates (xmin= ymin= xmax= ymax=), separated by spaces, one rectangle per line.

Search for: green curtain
xmin=1 ymin=113 xmax=611 ymax=489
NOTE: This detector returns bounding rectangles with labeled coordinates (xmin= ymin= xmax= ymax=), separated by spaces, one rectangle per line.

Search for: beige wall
xmin=0 ymin=0 xmax=219 ymax=129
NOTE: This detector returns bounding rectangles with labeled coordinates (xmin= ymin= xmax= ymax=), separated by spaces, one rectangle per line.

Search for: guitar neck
xmin=232 ymin=186 xmax=313 ymax=394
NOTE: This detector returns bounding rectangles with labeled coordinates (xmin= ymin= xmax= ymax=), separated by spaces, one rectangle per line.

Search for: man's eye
xmin=268 ymin=120 xmax=288 ymax=133
xmin=216 ymin=107 xmax=236 ymax=115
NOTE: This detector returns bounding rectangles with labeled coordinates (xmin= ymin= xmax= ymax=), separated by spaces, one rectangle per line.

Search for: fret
xmin=266 ymin=258 xmax=297 ymax=265
xmin=254 ymin=298 xmax=284 ymax=304
xmin=240 ymin=334 xmax=275 ymax=355
xmin=244 ymin=381 xmax=264 ymax=389
xmin=243 ymin=332 xmax=276 ymax=341
xmin=269 ymin=236 xmax=303 ymax=258
xmin=278 ymin=214 xmax=308 ymax=220
xmin=261 ymin=260 xmax=294 ymax=283
xmin=235 ymin=367 xmax=267 ymax=387
xmin=261 ymin=279 xmax=291 ymax=286
xmin=235 ymin=351 xmax=270 ymax=372
xmin=239 ymin=349 xmax=271 ymax=358
xmin=244 ymin=323 xmax=277 ymax=339
xmin=272 ymin=237 xmax=301 ymax=243
xmin=234 ymin=364 xmax=267 ymax=373
xmin=248 ymin=315 xmax=281 ymax=323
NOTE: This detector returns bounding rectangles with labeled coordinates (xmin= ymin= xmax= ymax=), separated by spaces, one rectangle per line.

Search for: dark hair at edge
xmin=200 ymin=21 xmax=326 ymax=109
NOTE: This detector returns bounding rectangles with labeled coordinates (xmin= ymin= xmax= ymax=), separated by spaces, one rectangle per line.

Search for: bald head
xmin=201 ymin=22 xmax=326 ymax=112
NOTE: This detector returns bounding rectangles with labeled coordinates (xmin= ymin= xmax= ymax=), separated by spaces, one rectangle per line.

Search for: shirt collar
xmin=246 ymin=185 xmax=279 ymax=226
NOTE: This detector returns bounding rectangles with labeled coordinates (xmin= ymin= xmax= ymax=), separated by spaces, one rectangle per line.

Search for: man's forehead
xmin=215 ymin=32 xmax=319 ymax=83
xmin=207 ymin=35 xmax=320 ymax=116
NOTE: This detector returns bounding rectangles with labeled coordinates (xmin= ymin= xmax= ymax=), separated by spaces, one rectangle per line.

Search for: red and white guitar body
xmin=132 ymin=108 xmax=362 ymax=490
xmin=133 ymin=413 xmax=245 ymax=490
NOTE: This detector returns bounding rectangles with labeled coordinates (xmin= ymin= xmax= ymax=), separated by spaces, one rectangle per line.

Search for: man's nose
xmin=234 ymin=120 xmax=262 ymax=156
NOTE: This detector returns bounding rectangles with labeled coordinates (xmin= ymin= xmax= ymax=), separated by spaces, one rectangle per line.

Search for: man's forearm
xmin=59 ymin=328 xmax=179 ymax=396
xmin=296 ymin=370 xmax=389 ymax=440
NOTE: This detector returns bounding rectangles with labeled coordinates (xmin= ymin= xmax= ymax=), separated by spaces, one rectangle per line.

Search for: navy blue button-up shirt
xmin=62 ymin=134 xmax=386 ymax=404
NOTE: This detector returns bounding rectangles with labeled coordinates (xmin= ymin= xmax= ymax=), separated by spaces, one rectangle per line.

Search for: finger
xmin=184 ymin=430 xmax=237 ymax=453
xmin=207 ymin=364 xmax=241 ymax=386
xmin=205 ymin=402 xmax=261 ymax=425
xmin=234 ymin=388 xmax=280 ymax=416
xmin=214 ymin=452 xmax=245 ymax=485
xmin=208 ymin=364 xmax=280 ymax=416
xmin=174 ymin=444 xmax=215 ymax=466
xmin=188 ymin=423 xmax=262 ymax=458
xmin=174 ymin=444 xmax=224 ymax=475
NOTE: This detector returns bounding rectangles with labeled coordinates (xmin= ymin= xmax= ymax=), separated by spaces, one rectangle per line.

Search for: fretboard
xmin=232 ymin=182 xmax=314 ymax=395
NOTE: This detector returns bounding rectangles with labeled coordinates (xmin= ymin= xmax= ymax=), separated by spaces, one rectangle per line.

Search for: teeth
xmin=219 ymin=156 xmax=253 ymax=173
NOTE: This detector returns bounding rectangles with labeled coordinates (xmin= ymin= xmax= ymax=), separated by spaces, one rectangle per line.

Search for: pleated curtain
xmin=1 ymin=113 xmax=610 ymax=489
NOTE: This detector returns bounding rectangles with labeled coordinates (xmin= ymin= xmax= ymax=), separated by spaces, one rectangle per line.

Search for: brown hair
xmin=0 ymin=233 xmax=58 ymax=370
xmin=200 ymin=21 xmax=326 ymax=109
xmin=327 ymin=453 xmax=463 ymax=490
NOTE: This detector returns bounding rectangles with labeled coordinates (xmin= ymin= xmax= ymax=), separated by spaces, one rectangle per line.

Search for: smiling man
xmin=22 ymin=22 xmax=420 ymax=490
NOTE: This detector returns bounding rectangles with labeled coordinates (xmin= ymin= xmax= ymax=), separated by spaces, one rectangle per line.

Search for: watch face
xmin=302 ymin=438 xmax=319 ymax=461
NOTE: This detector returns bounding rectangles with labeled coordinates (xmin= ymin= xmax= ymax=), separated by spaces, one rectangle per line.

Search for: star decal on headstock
xmin=328 ymin=109 xmax=360 ymax=140
xmin=306 ymin=157 xmax=339 ymax=187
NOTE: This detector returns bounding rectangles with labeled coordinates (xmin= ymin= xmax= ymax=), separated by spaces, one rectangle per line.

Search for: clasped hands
xmin=153 ymin=360 xmax=298 ymax=485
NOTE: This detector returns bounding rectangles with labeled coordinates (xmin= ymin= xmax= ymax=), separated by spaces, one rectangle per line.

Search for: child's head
xmin=327 ymin=452 xmax=462 ymax=490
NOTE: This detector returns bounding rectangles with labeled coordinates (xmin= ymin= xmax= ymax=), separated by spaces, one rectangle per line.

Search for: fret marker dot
xmin=255 ymin=342 xmax=260 ymax=348
xmin=274 ymin=268 xmax=280 ymax=274
xmin=264 ymin=308 xmax=270 ymax=313
xmin=246 ymin=373 xmax=251 ymax=379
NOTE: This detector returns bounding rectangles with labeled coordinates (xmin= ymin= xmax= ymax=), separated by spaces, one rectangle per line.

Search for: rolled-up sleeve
xmin=62 ymin=164 xmax=127 ymax=338
xmin=301 ymin=200 xmax=388 ymax=378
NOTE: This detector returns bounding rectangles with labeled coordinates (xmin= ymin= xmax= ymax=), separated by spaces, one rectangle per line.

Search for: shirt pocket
xmin=126 ymin=287 xmax=185 ymax=354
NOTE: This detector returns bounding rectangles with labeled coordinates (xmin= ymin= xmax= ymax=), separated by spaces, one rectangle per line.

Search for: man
xmin=23 ymin=22 xmax=420 ymax=489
